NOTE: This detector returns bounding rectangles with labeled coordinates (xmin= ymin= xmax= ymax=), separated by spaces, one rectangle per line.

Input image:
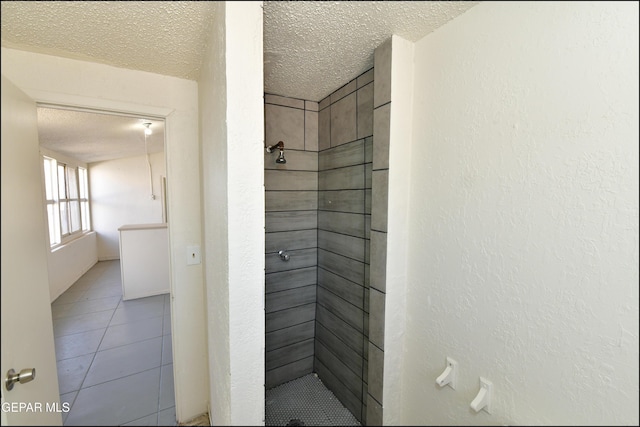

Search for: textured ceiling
xmin=263 ymin=1 xmax=479 ymax=101
xmin=1 ymin=1 xmax=478 ymax=100
xmin=1 ymin=1 xmax=478 ymax=162
xmin=1 ymin=1 xmax=216 ymax=81
xmin=37 ymin=107 xmax=165 ymax=164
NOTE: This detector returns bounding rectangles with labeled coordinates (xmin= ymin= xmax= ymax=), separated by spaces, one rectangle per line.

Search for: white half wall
xmin=48 ymin=231 xmax=97 ymax=302
xmin=90 ymin=152 xmax=166 ymax=260
xmin=200 ymin=2 xmax=265 ymax=425
xmin=401 ymin=2 xmax=639 ymax=425
xmin=1 ymin=47 xmax=209 ymax=422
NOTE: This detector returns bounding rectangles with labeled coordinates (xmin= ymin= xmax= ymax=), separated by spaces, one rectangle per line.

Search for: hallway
xmin=51 ymin=260 xmax=175 ymax=426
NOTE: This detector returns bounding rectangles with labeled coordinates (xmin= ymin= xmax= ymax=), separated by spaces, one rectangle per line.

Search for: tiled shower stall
xmin=265 ymin=39 xmax=392 ymax=426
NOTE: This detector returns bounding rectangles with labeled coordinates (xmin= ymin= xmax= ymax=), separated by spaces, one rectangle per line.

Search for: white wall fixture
xmin=470 ymin=377 xmax=493 ymax=414
xmin=187 ymin=245 xmax=201 ymax=265
xmin=436 ymin=357 xmax=458 ymax=389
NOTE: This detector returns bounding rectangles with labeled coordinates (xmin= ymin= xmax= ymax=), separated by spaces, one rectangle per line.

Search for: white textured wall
xmin=90 ymin=152 xmax=166 ymax=260
xmin=225 ymin=3 xmax=265 ymax=425
xmin=401 ymin=2 xmax=639 ymax=425
xmin=1 ymin=47 xmax=209 ymax=422
xmin=382 ymin=34 xmax=414 ymax=426
xmin=48 ymin=232 xmax=97 ymax=302
xmin=200 ymin=2 xmax=265 ymax=425
xmin=200 ymin=2 xmax=231 ymax=424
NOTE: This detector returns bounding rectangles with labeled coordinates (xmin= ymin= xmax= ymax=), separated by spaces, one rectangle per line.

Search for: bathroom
xmin=2 ymin=2 xmax=637 ymax=426
xmin=264 ymin=75 xmax=371 ymax=424
xmin=263 ymin=31 xmax=396 ymax=423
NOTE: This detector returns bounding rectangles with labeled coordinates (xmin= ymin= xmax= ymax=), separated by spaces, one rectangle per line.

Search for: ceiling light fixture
xmin=142 ymin=122 xmax=155 ymax=200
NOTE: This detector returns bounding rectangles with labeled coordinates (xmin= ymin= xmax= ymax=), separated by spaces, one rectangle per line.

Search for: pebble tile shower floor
xmin=265 ymin=374 xmax=361 ymax=426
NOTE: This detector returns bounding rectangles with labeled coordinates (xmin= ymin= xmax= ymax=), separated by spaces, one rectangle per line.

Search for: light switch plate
xmin=187 ymin=245 xmax=201 ymax=265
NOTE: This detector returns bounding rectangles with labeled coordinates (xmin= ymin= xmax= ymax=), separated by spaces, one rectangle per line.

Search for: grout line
xmin=157 ymin=352 xmax=164 ymax=414
xmin=54 ymin=260 xmax=171 ymax=425
xmin=73 ymin=295 xmax=119 ymax=399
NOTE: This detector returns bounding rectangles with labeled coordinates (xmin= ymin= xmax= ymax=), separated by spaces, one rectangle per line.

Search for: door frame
xmin=0 ymin=76 xmax=199 ymax=421
xmin=1 ymin=47 xmax=209 ymax=422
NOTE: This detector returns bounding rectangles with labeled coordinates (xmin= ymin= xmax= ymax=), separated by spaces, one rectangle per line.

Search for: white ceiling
xmin=263 ymin=1 xmax=478 ymax=101
xmin=1 ymin=1 xmax=216 ymax=81
xmin=1 ymin=1 xmax=478 ymax=163
xmin=37 ymin=107 xmax=165 ymax=164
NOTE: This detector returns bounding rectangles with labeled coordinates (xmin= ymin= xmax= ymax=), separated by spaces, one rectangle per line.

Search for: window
xmin=43 ymin=156 xmax=90 ymax=247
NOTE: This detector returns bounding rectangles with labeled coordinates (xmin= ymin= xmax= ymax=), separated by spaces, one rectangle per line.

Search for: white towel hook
xmin=470 ymin=377 xmax=492 ymax=414
xmin=435 ymin=357 xmax=458 ymax=389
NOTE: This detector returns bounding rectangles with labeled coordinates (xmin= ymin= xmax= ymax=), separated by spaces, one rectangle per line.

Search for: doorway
xmin=1 ymin=48 xmax=209 ymax=424
xmin=38 ymin=106 xmax=174 ymax=424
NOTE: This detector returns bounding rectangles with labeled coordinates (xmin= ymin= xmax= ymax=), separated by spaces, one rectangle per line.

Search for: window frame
xmin=42 ymin=154 xmax=91 ymax=249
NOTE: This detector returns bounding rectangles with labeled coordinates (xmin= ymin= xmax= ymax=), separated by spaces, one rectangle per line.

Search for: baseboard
xmin=178 ymin=412 xmax=210 ymax=426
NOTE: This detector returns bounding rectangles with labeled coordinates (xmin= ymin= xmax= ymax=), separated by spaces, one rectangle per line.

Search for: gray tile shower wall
xmin=365 ymin=37 xmax=393 ymax=427
xmin=265 ymin=94 xmax=319 ymax=389
xmin=264 ymin=67 xmax=379 ymax=425
xmin=315 ymin=68 xmax=374 ymax=424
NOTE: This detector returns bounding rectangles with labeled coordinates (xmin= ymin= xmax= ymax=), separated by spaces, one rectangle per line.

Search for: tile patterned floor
xmin=265 ymin=374 xmax=361 ymax=426
xmin=51 ymin=260 xmax=176 ymax=426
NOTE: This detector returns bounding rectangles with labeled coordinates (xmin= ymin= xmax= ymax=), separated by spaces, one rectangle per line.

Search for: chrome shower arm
xmin=266 ymin=140 xmax=284 ymax=153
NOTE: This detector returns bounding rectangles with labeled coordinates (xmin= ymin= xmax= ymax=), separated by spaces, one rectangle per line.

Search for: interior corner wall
xmin=200 ymin=2 xmax=265 ymax=426
xmin=90 ymin=152 xmax=166 ymax=261
xmin=1 ymin=47 xmax=209 ymax=423
xmin=402 ymin=2 xmax=639 ymax=425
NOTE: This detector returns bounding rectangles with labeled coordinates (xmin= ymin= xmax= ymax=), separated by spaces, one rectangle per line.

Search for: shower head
xmin=266 ymin=141 xmax=286 ymax=164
